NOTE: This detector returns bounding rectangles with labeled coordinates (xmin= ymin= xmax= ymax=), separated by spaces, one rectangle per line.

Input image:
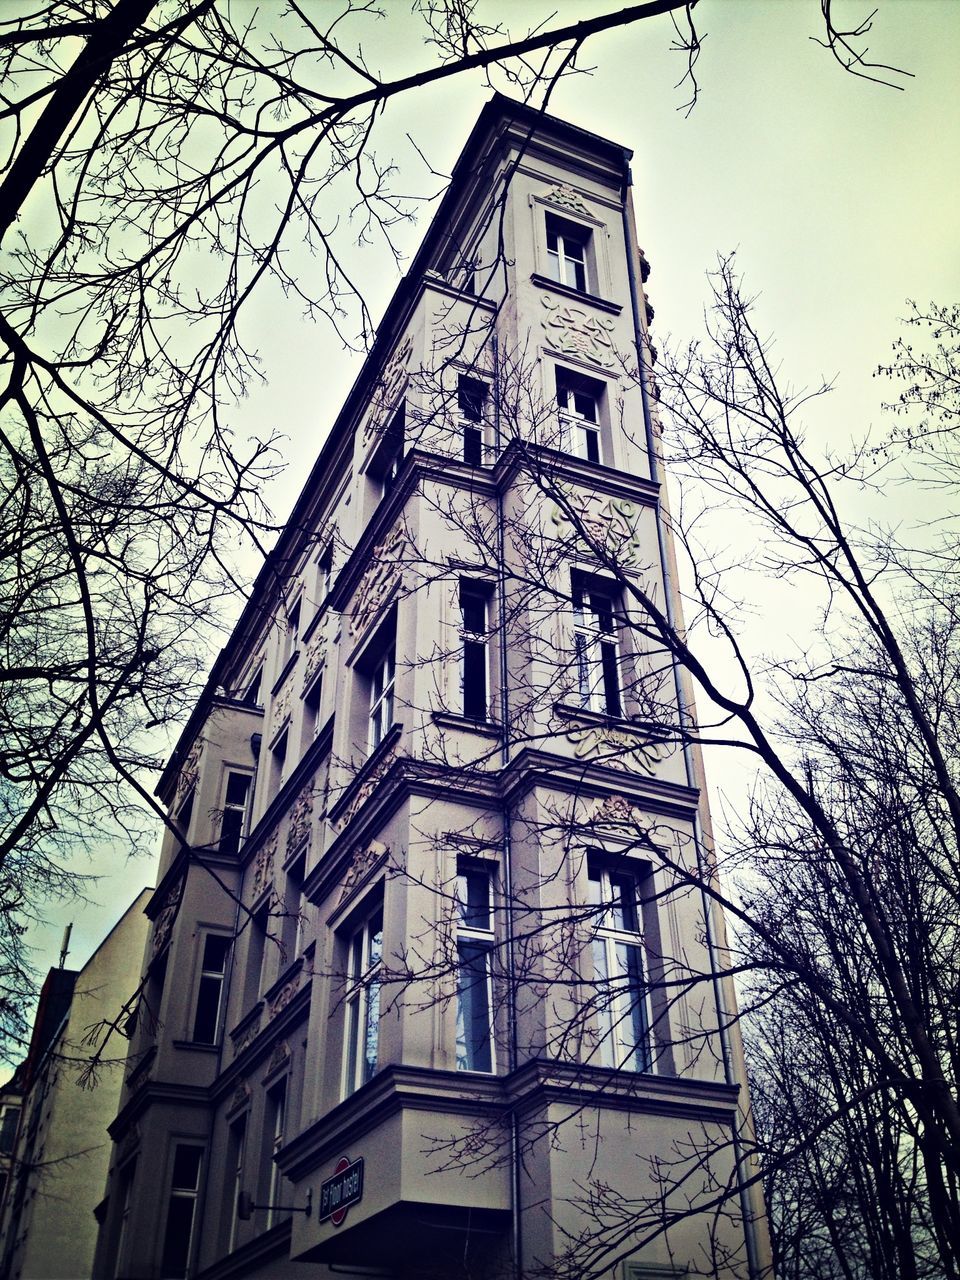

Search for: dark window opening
xmin=546 ymin=212 xmax=590 ymax=292
xmin=556 ymin=368 xmax=603 ymax=463
xmin=192 ymin=934 xmax=230 ymax=1043
xmin=460 ymin=581 xmax=491 ymax=721
xmin=160 ymin=1145 xmax=203 ymax=1279
xmin=243 ymin=667 xmax=263 ymax=708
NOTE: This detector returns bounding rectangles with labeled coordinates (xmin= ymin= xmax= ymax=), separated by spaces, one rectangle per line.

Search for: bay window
xmin=556 ymin=368 xmax=603 ymax=463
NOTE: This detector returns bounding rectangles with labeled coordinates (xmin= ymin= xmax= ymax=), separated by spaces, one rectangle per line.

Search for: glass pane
xmin=610 ymin=873 xmax=638 ymax=932
xmin=592 ymin=938 xmax=614 ymax=1068
xmin=617 ymin=942 xmax=650 ymax=1071
xmin=192 ymin=974 xmax=223 ymax=1043
xmin=202 ymin=935 xmax=230 ymax=972
xmin=160 ymin=1195 xmax=195 ymax=1277
xmin=463 ymin=640 xmax=487 ymax=720
xmin=463 ymin=425 xmax=483 ymax=466
xmin=573 ymin=391 xmax=596 ymax=422
xmin=601 ymin=641 xmax=621 ymax=717
xmin=171 ymin=1145 xmax=202 ymax=1190
xmin=456 ymin=942 xmax=493 ymax=1072
xmin=368 ymin=908 xmax=383 ymax=967
xmin=345 ymin=994 xmax=360 ymax=1092
xmin=224 ymin=772 xmax=249 ymax=806
xmin=363 ymin=980 xmax=380 ymax=1082
xmin=458 ymin=870 xmax=490 ymax=930
xmin=460 ymin=586 xmax=487 ymax=634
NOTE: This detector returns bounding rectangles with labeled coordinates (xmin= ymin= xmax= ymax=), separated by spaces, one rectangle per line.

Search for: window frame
xmin=546 ymin=212 xmax=591 ymax=292
xmin=588 ymin=860 xmax=652 ymax=1073
xmin=160 ymin=1144 xmax=204 ymax=1279
xmin=556 ymin=367 xmax=605 ymax=463
xmin=264 ymin=1079 xmax=287 ymax=1229
xmin=459 ymin=579 xmax=493 ymax=722
xmin=572 ymin=575 xmax=623 ymax=717
xmin=342 ymin=898 xmax=384 ymax=1098
xmin=455 ymin=863 xmax=496 ymax=1073
xmin=219 ymin=770 xmax=252 ymax=856
xmin=226 ymin=1114 xmax=246 ymax=1253
xmin=457 ymin=374 xmax=489 ymax=466
xmin=368 ymin=642 xmax=396 ymax=754
xmin=191 ymin=933 xmax=231 ymax=1044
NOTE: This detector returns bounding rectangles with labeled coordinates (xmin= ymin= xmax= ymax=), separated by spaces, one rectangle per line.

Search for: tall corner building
xmin=94 ymin=96 xmax=771 ymax=1280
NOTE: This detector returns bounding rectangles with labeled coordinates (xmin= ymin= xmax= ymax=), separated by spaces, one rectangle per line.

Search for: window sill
xmin=431 ymin=711 xmax=502 ymax=740
xmin=172 ymin=1039 xmax=220 ymax=1054
xmin=530 ymin=272 xmax=622 ymax=316
xmin=553 ymin=701 xmax=671 ymax=741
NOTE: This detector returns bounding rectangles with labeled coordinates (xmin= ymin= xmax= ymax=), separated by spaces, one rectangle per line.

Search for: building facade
xmin=0 ymin=891 xmax=150 ymax=1280
xmin=94 ymin=98 xmax=770 ymax=1280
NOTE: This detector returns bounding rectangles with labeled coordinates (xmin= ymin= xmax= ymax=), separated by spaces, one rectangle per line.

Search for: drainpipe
xmin=492 ymin=331 xmax=523 ymax=1279
xmin=620 ymin=167 xmax=762 ymax=1280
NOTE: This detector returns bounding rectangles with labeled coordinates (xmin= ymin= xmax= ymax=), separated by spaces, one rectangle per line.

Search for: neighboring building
xmin=0 ymin=891 xmax=150 ymax=1280
xmin=94 ymin=97 xmax=771 ymax=1280
xmin=0 ymin=1065 xmax=25 ymax=1221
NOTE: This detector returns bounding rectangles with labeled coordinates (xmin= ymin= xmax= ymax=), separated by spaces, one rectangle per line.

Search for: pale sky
xmin=17 ymin=0 xmax=960 ymax=1031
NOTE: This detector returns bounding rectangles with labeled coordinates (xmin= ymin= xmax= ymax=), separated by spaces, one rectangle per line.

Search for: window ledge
xmin=431 ymin=711 xmax=502 ymax=739
xmin=530 ymin=273 xmax=622 ymax=315
xmin=553 ymin=701 xmax=672 ymax=741
xmin=172 ymin=1039 xmax=220 ymax=1054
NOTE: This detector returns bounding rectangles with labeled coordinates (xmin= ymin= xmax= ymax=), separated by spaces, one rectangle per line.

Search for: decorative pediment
xmin=152 ymin=877 xmax=184 ymax=955
xmin=287 ymin=784 xmax=314 ymax=853
xmin=542 ymin=183 xmax=593 ymax=218
xmin=270 ymin=971 xmax=301 ymax=1017
xmin=227 ymin=1081 xmax=250 ymax=1114
xmin=339 ymin=840 xmax=390 ymax=905
xmin=363 ymin=335 xmax=413 ymax=445
xmin=550 ymin=495 xmax=646 ymax=570
xmin=175 ymin=738 xmax=202 ymax=803
xmin=336 ymin=745 xmax=399 ymax=830
xmin=350 ymin=525 xmax=409 ymax=637
xmin=252 ymin=831 xmax=278 ymax=897
xmin=268 ymin=1040 xmax=291 ymax=1076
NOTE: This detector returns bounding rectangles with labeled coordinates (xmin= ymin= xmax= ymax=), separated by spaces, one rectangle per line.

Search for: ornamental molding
xmin=566 ymin=722 xmax=664 ymax=776
xmin=302 ymin=627 xmax=327 ymax=689
xmin=339 ymin=840 xmax=390 ymax=906
xmin=270 ymin=971 xmax=301 ymax=1018
xmin=550 ymin=495 xmax=646 ymax=569
xmin=270 ymin=678 xmax=293 ymax=735
xmin=176 ymin=738 xmax=202 ymax=803
xmin=252 ymin=831 xmax=278 ymax=897
xmin=350 ymin=525 xmax=409 ymax=638
xmin=542 ymin=182 xmax=594 ymax=218
xmin=227 ymin=1081 xmax=250 ymax=1114
xmin=541 ymin=295 xmax=617 ymax=367
xmin=363 ymin=334 xmax=413 ymax=445
xmin=267 ymin=1040 xmax=291 ymax=1076
xmin=152 ymin=877 xmax=184 ymax=955
xmin=232 ymin=1014 xmax=261 ymax=1059
xmin=287 ymin=783 xmax=314 ymax=853
xmin=336 ymin=745 xmax=399 ymax=830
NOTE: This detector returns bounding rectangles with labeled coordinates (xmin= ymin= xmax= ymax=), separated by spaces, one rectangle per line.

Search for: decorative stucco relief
xmin=232 ymin=1014 xmax=261 ymax=1059
xmin=541 ymin=295 xmax=616 ymax=367
xmin=363 ymin=334 xmax=413 ymax=445
xmin=339 ymin=840 xmax=390 ymax=905
xmin=550 ymin=495 xmax=646 ymax=569
xmin=286 ymin=783 xmax=313 ymax=853
xmin=542 ymin=183 xmax=593 ymax=218
xmin=350 ymin=525 xmax=409 ymax=637
xmin=270 ymin=971 xmax=301 ymax=1017
xmin=152 ymin=877 xmax=184 ymax=955
xmin=252 ymin=831 xmax=278 ymax=897
xmin=175 ymin=738 xmax=202 ymax=804
xmin=270 ymin=678 xmax=293 ymax=735
xmin=337 ymin=745 xmax=399 ymax=830
xmin=302 ymin=627 xmax=327 ymax=689
xmin=566 ymin=722 xmax=663 ymax=776
xmin=227 ymin=1081 xmax=250 ymax=1114
xmin=268 ymin=1040 xmax=290 ymax=1075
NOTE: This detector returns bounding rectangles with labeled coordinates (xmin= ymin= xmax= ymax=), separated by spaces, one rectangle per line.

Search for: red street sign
xmin=319 ymin=1155 xmax=364 ymax=1226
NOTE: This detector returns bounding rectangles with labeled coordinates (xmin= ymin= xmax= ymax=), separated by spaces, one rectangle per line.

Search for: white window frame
xmin=573 ymin=578 xmax=622 ymax=716
xmin=280 ymin=595 xmax=302 ymax=667
xmin=160 ymin=1145 xmax=203 ymax=1279
xmin=228 ymin=1116 xmax=246 ymax=1252
xmin=342 ymin=900 xmax=384 ymax=1097
xmin=368 ymin=644 xmax=396 ymax=753
xmin=455 ymin=865 xmax=496 ymax=1073
xmin=191 ymin=933 xmax=230 ymax=1044
xmin=546 ymin=212 xmax=590 ymax=292
xmin=220 ymin=770 xmax=251 ymax=855
xmin=557 ymin=370 xmax=603 ymax=463
xmin=459 ymin=580 xmax=492 ymax=721
xmin=589 ymin=862 xmax=652 ymax=1073
xmin=265 ymin=1081 xmax=286 ymax=1228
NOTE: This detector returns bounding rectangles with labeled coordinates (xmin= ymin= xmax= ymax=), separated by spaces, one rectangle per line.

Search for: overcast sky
xmin=18 ymin=0 xmax=959 ymax=1021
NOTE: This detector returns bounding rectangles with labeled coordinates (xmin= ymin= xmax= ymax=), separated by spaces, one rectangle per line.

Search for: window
xmin=556 ymin=368 xmax=603 ymax=463
xmin=459 ymin=580 xmax=492 ymax=721
xmin=176 ymin=788 xmax=195 ymax=836
xmin=589 ymin=862 xmax=651 ymax=1072
xmin=226 ymin=1117 xmax=246 ymax=1252
xmin=573 ymin=577 xmax=622 ymax=717
xmin=368 ymin=645 xmax=396 ymax=753
xmin=0 ymin=1105 xmax=20 ymax=1156
xmin=302 ymin=673 xmax=323 ymax=746
xmin=546 ymin=213 xmax=590 ymax=292
xmin=269 ymin=728 xmax=288 ymax=792
xmin=220 ymin=771 xmax=251 ymax=855
xmin=280 ymin=596 xmax=302 ymax=667
xmin=262 ymin=1081 xmax=287 ymax=1228
xmin=343 ymin=902 xmax=383 ymax=1096
xmin=317 ymin=543 xmax=333 ymax=601
xmin=243 ymin=905 xmax=268 ymax=1010
xmin=458 ymin=375 xmax=488 ymax=466
xmin=243 ymin=666 xmax=263 ymax=708
xmin=456 ymin=865 xmax=495 ymax=1072
xmin=114 ymin=1160 xmax=136 ymax=1279
xmin=282 ymin=853 xmax=306 ymax=964
xmin=377 ymin=403 xmax=405 ymax=499
xmin=160 ymin=1145 xmax=203 ymax=1279
xmin=192 ymin=935 xmax=230 ymax=1043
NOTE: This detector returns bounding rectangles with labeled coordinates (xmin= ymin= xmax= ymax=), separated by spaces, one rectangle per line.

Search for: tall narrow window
xmin=368 ymin=645 xmax=396 ymax=752
xmin=281 ymin=596 xmax=302 ymax=667
xmin=302 ymin=673 xmax=323 ymax=746
xmin=317 ymin=543 xmax=333 ymax=601
xmin=243 ymin=905 xmax=268 ymax=1010
xmin=243 ymin=666 xmax=263 ymax=708
xmin=270 ymin=728 xmax=288 ymax=792
xmin=264 ymin=1081 xmax=287 ymax=1228
xmin=176 ymin=788 xmax=195 ymax=836
xmin=379 ymin=403 xmax=405 ymax=499
xmin=343 ymin=902 xmax=383 ymax=1096
xmin=572 ymin=578 xmax=622 ymax=717
xmin=589 ymin=862 xmax=651 ymax=1072
xmin=282 ymin=853 xmax=306 ymax=964
xmin=458 ymin=375 xmax=487 ymax=466
xmin=114 ymin=1159 xmax=136 ymax=1279
xmin=227 ymin=1116 xmax=246 ymax=1252
xmin=459 ymin=580 xmax=491 ymax=721
xmin=192 ymin=934 xmax=230 ymax=1043
xmin=220 ymin=771 xmax=251 ymax=855
xmin=556 ymin=369 xmax=602 ymax=463
xmin=546 ymin=213 xmax=590 ymax=291
xmin=160 ymin=1145 xmax=203 ymax=1279
xmin=456 ymin=865 xmax=494 ymax=1072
